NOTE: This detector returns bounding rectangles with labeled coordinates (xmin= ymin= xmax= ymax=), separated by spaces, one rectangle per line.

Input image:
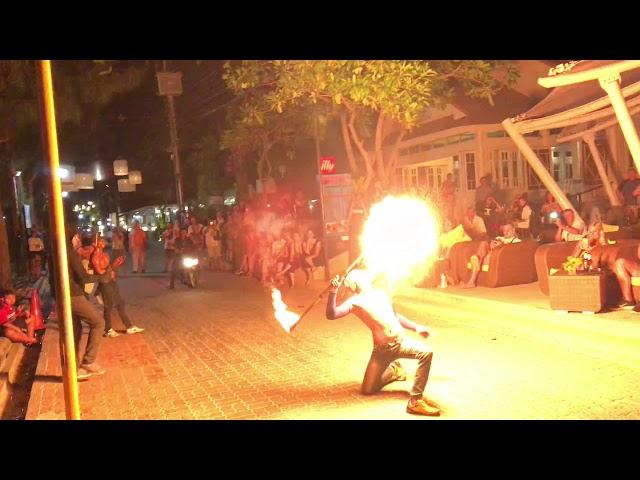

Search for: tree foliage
xmin=222 ymin=60 xmax=519 ymax=190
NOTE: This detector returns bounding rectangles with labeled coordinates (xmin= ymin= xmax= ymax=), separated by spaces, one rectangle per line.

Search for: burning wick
xmin=271 ymin=288 xmax=300 ymax=333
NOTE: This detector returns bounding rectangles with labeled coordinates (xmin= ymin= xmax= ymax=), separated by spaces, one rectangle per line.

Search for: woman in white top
xmin=513 ymin=196 xmax=533 ymax=238
xmin=205 ymin=220 xmax=222 ymax=270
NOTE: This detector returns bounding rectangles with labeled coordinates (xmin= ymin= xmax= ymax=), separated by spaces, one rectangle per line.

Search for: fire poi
xmin=272 ymin=195 xmax=440 ymax=333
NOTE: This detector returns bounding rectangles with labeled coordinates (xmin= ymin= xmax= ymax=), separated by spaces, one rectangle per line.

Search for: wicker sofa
xmin=535 ymin=238 xmax=640 ymax=295
xmin=447 ymin=239 xmax=539 ymax=288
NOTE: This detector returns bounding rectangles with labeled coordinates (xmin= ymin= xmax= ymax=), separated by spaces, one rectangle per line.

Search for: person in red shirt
xmin=129 ymin=221 xmax=148 ymax=273
xmin=0 ymin=289 xmax=37 ymax=345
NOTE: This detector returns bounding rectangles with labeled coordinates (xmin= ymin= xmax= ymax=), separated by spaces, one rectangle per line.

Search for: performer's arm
xmin=397 ymin=312 xmax=431 ymax=337
xmin=326 ymin=275 xmax=353 ymax=320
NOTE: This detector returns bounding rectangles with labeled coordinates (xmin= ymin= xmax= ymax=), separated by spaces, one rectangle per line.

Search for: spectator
xmin=617 ymin=168 xmax=640 ymax=207
xmin=28 ymin=229 xmax=45 ymax=278
xmin=513 ymin=195 xmax=533 ymax=238
xmin=0 ymin=289 xmax=37 ymax=345
xmin=91 ymin=236 xmax=144 ymax=338
xmin=111 ymin=227 xmax=127 ymax=270
xmin=482 ymin=196 xmax=506 ymax=237
xmin=187 ymin=216 xmax=205 ymax=257
xmin=129 ymin=221 xmax=148 ymax=273
xmin=539 ymin=192 xmax=562 ymax=225
xmin=68 ymin=231 xmax=110 ymax=380
xmin=462 ymin=207 xmax=488 ymax=240
xmin=475 ymin=176 xmax=495 ymax=212
xmin=303 ymin=229 xmax=324 ymax=285
xmin=613 ymin=241 xmax=640 ymax=312
xmin=461 ymin=223 xmax=521 ymax=288
xmin=169 ymin=229 xmax=195 ymax=289
xmin=205 ymin=219 xmax=223 ymax=271
xmin=163 ymin=224 xmax=177 ymax=273
xmin=554 ymin=209 xmax=586 ymax=242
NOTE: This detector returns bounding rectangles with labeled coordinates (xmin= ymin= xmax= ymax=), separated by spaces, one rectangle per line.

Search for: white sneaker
xmin=104 ymin=328 xmax=120 ymax=338
xmin=126 ymin=326 xmax=145 ymax=334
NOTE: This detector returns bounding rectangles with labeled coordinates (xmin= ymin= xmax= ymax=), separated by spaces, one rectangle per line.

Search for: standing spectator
xmin=475 ymin=176 xmax=494 ymax=212
xmin=28 ymin=229 xmax=45 ymax=278
xmin=111 ymin=227 xmax=127 ymax=273
xmin=440 ymin=173 xmax=456 ymax=222
xmin=68 ymin=231 xmax=110 ymax=380
xmin=205 ymin=219 xmax=223 ymax=271
xmin=303 ymin=229 xmax=324 ymax=285
xmin=293 ymin=190 xmax=308 ymax=219
xmin=129 ymin=221 xmax=148 ymax=274
xmin=163 ymin=224 xmax=177 ymax=273
xmin=91 ymin=236 xmax=145 ymax=337
xmin=618 ymin=168 xmax=640 ymax=223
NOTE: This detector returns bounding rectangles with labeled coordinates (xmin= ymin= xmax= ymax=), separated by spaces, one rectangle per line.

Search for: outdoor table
xmin=548 ymin=270 xmax=620 ymax=313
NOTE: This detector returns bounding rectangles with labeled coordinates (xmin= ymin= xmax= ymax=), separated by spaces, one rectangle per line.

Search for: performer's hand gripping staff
xmin=272 ymin=254 xmax=364 ymax=333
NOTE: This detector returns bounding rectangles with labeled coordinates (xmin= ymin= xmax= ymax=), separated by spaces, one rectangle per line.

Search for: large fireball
xmin=360 ymin=195 xmax=440 ymax=287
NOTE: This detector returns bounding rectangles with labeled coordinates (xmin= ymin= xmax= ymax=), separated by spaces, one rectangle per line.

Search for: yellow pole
xmin=502 ymin=118 xmax=584 ymax=225
xmin=583 ymin=133 xmax=621 ymax=207
xmin=38 ymin=60 xmax=81 ymax=420
xmin=599 ymin=74 xmax=640 ymax=174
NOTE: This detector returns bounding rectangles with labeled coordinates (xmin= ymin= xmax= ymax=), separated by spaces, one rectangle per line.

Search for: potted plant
xmin=562 ymin=256 xmax=582 ymax=275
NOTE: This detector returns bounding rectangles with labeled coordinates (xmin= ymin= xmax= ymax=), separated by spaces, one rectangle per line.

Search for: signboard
xmin=156 ymin=72 xmax=183 ymax=96
xmin=318 ymin=173 xmax=352 ymax=236
xmin=319 ymin=156 xmax=337 ymax=175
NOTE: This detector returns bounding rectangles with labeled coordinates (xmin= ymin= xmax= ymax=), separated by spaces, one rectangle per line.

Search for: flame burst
xmin=271 ymin=287 xmax=300 ymax=333
xmin=360 ymin=195 xmax=440 ymax=288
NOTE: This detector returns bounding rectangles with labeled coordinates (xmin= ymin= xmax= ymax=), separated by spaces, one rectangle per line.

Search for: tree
xmin=223 ymin=60 xmax=519 ymax=190
xmin=0 ymin=60 xmax=147 ymax=287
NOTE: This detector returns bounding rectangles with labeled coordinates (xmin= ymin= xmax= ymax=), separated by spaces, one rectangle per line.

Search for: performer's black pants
xmin=361 ymin=335 xmax=433 ymax=399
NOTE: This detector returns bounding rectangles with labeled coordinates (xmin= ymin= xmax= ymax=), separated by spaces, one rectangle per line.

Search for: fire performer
xmin=325 ymin=269 xmax=441 ymax=417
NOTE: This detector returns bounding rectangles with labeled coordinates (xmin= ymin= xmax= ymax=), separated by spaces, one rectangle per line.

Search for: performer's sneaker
xmin=126 ymin=326 xmax=145 ymax=334
xmin=390 ymin=360 xmax=407 ymax=382
xmin=632 ymin=304 xmax=640 ymax=314
xmin=406 ymin=398 xmax=441 ymax=416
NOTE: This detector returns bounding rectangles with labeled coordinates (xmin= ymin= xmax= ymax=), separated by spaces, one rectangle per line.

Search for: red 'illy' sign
xmin=319 ymin=156 xmax=336 ymax=174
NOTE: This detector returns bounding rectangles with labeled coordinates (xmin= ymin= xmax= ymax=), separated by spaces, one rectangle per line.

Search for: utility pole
xmin=157 ymin=60 xmax=185 ymax=223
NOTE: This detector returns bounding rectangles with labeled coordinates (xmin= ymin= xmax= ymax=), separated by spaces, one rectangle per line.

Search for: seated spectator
xmin=554 ymin=209 xmax=586 ymax=242
xmin=462 ymin=207 xmax=488 ymax=240
xmin=461 ymin=223 xmax=521 ymax=288
xmin=613 ymin=242 xmax=640 ymax=312
xmin=0 ymin=289 xmax=37 ymax=345
xmin=303 ymin=229 xmax=324 ymax=285
xmin=482 ymin=195 xmax=506 ymax=237
xmin=512 ymin=195 xmax=533 ymax=238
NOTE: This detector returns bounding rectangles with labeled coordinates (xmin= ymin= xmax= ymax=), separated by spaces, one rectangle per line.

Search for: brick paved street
xmin=26 ymin=251 xmax=640 ymax=420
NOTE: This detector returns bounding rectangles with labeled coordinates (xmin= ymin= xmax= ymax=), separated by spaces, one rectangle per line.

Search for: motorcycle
xmin=181 ymin=255 xmax=200 ymax=288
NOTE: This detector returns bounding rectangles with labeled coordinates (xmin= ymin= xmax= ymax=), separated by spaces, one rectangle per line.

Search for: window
xmin=552 ymin=150 xmax=561 ymax=181
xmin=410 ymin=168 xmax=418 ymax=186
xmin=465 ymin=152 xmax=476 ymax=190
xmin=501 ymin=151 xmax=510 ymax=188
xmin=565 ymin=152 xmax=573 ymax=180
xmin=453 ymin=155 xmax=460 ymax=188
xmin=527 ymin=148 xmax=550 ymax=189
xmin=511 ymin=152 xmax=521 ymax=188
xmin=395 ymin=168 xmax=403 ymax=186
xmin=428 ymin=168 xmax=434 ymax=189
xmin=487 ymin=131 xmax=507 ymax=138
xmin=436 ymin=167 xmax=443 ymax=187
xmin=418 ymin=166 xmax=427 ymax=186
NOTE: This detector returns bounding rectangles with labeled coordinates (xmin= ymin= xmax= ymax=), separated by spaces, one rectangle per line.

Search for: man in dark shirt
xmin=617 ymin=168 xmax=640 ymax=206
xmin=323 ymin=269 xmax=440 ymax=416
xmin=68 ymin=233 xmax=110 ymax=380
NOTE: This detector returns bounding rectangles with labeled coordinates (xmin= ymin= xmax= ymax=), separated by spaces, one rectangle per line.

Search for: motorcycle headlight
xmin=182 ymin=257 xmax=199 ymax=268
